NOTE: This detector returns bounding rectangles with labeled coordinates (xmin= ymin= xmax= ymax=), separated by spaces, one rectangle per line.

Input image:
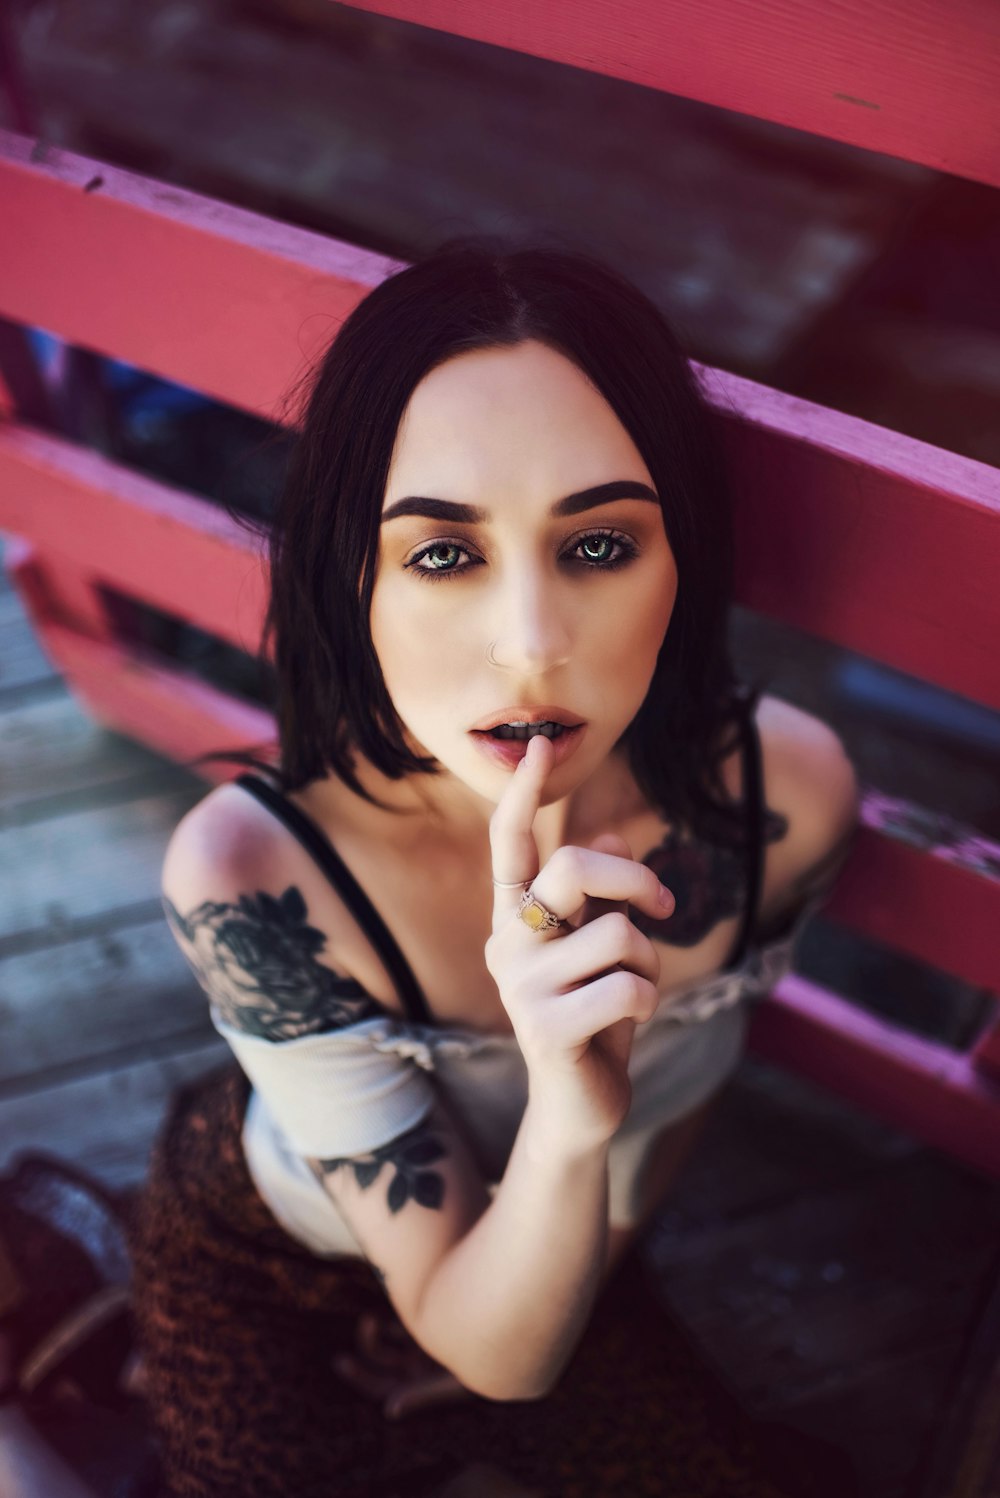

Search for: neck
xmin=322 ymin=743 xmax=641 ymax=865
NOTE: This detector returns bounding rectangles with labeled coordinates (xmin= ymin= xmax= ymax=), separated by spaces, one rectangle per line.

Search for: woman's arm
xmin=162 ymin=796 xmax=616 ymax=1405
xmin=310 ymin=1090 xmax=610 ymax=1403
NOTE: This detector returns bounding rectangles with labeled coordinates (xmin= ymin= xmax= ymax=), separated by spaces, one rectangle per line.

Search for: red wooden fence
xmin=1 ymin=1 xmax=998 ymax=1174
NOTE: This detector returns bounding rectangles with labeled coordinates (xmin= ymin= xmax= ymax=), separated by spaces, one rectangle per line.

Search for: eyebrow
xmin=381 ymin=479 xmax=660 ymax=525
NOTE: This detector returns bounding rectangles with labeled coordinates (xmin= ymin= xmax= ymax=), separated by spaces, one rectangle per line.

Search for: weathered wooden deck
xmin=2 ymin=551 xmax=998 ymax=1498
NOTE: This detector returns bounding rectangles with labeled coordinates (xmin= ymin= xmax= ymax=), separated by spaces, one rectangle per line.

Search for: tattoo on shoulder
xmin=162 ymin=885 xmax=386 ymax=1039
xmin=633 ymin=808 xmax=788 ymax=948
xmin=314 ymin=1117 xmax=448 ymax=1215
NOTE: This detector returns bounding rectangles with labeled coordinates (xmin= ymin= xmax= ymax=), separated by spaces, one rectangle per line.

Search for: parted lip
xmin=470 ymin=706 xmax=586 ymax=732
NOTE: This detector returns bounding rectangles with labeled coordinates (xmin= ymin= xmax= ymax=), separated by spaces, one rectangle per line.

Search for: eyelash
xmin=404 ymin=528 xmax=640 ymax=582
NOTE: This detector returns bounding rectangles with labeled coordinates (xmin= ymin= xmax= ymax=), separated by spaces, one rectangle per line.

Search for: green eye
xmin=405 ymin=530 xmax=639 ymax=582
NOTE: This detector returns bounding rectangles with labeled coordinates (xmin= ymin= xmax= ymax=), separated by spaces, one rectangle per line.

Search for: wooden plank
xmin=650 ymin=1056 xmax=918 ymax=1231
xmin=915 ymin=1246 xmax=1000 ymax=1498
xmin=0 ymin=689 xmax=197 ymax=816
xmin=750 ymin=976 xmax=1000 ymax=1179
xmin=343 ymin=0 xmax=1000 ymax=189
xmin=699 ymin=363 xmax=1000 ymax=711
xmin=0 ymin=917 xmax=210 ymax=1087
xmin=749 ymin=1334 xmax=967 ymax=1498
xmin=0 ymin=427 xmax=267 ymax=651
xmin=0 ymin=787 xmax=204 ymax=947
xmin=0 ymin=1037 xmax=230 ymax=1189
xmin=19 ymin=16 xmax=933 ymax=379
xmin=0 ymin=129 xmax=401 ymax=420
xmin=0 ymin=602 xmax=60 ymax=697
xmin=25 ymin=619 xmax=276 ymax=783
xmin=826 ymin=806 xmax=1000 ymax=995
xmin=648 ymin=1153 xmax=1000 ymax=1409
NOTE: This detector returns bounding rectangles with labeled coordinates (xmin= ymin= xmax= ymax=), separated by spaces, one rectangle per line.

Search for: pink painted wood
xmin=699 ymin=367 xmax=1000 ymax=711
xmin=0 ymin=106 xmax=998 ymax=1171
xmin=4 ymin=537 xmax=276 ymax=772
xmin=0 ymin=131 xmax=402 ymax=421
xmin=340 ymin=0 xmax=1000 ymax=189
xmin=2 ymin=133 xmax=996 ymax=707
xmin=0 ymin=424 xmax=268 ymax=652
xmin=748 ymin=976 xmax=1000 ymax=1178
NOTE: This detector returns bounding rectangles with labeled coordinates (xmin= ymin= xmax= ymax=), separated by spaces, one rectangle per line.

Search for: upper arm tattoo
xmin=310 ymin=1116 xmax=449 ymax=1215
xmin=162 ymin=884 xmax=385 ymax=1039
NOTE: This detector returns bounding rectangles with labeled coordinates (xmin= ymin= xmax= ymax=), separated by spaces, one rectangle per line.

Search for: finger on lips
xmin=489 ymin=730 xmax=552 ymax=929
xmin=489 ymin=731 xmax=675 ymax=936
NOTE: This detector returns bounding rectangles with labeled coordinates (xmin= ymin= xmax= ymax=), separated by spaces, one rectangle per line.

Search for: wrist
xmin=521 ymin=1095 xmax=614 ymax=1167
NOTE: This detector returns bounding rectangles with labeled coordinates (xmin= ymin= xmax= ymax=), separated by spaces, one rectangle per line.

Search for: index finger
xmin=489 ymin=731 xmax=554 ymax=930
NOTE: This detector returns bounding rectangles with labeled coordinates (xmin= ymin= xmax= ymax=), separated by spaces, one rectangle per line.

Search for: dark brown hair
xmin=197 ymin=235 xmax=764 ymax=844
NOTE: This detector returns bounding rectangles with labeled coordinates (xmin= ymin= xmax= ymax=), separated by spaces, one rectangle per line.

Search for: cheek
xmin=369 ymin=578 xmax=467 ymax=707
xmin=599 ymin=568 xmax=676 ymax=666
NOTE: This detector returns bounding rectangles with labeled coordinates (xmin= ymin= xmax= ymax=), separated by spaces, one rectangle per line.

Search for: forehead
xmin=385 ymin=339 xmax=650 ymax=501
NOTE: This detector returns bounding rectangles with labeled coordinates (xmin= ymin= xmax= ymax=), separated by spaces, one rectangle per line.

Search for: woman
xmin=130 ymin=239 xmax=860 ymax=1498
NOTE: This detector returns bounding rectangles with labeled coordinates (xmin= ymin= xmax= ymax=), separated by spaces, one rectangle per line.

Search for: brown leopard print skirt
xmin=127 ymin=1062 xmax=793 ymax=1498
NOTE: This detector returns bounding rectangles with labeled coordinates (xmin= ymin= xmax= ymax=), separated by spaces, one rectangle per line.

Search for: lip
xmin=470 ymin=722 xmax=587 ymax=771
xmin=470 ymin=705 xmax=586 ymax=732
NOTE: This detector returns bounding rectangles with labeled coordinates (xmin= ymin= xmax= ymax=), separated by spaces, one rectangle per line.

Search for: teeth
xmin=492 ymin=721 xmax=566 ymax=740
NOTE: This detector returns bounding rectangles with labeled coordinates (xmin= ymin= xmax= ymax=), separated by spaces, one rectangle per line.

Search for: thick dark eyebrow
xmin=381 ymin=479 xmax=659 ymax=525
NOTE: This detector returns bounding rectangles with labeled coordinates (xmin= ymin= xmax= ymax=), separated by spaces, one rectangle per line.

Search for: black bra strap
xmin=233 ymin=773 xmax=434 ymax=1026
xmin=724 ymin=701 xmax=766 ymax=971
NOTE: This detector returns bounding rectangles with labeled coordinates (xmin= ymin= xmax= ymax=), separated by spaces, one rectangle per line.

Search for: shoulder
xmin=749 ymin=694 xmax=861 ymax=926
xmin=161 ymin=780 xmax=386 ymax=1038
xmin=754 ymin=694 xmax=860 ymax=830
xmin=162 ymin=777 xmax=293 ymax=891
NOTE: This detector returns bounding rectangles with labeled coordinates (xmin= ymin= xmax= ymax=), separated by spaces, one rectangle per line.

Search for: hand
xmin=485 ymin=732 xmax=675 ymax=1151
xmin=332 ymin=1309 xmax=476 ymax=1421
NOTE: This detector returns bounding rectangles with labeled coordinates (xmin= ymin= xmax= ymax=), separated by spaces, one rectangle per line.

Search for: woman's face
xmin=369 ymin=338 xmax=678 ymax=815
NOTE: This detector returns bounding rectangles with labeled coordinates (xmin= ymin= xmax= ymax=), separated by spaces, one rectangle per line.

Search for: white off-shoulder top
xmin=211 ymin=706 xmax=813 ymax=1257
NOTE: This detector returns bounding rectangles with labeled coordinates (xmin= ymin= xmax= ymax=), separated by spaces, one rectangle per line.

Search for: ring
xmin=491 ymin=877 xmax=531 ymax=889
xmin=516 ymin=885 xmax=566 ymax=934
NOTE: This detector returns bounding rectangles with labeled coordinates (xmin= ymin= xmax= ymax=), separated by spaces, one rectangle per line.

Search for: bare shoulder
xmin=162 ymin=778 xmax=292 ymax=891
xmin=751 ymin=693 xmax=862 ymax=927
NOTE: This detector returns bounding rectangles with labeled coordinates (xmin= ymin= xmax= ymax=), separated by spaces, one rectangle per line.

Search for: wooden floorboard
xmin=0 ymin=787 xmax=205 ymax=948
xmin=0 ymin=608 xmax=61 ymax=699
xmin=642 ymin=1069 xmax=1000 ymax=1497
xmin=0 ymin=690 xmax=198 ymax=819
xmin=0 ymin=1035 xmax=230 ymax=1188
xmin=0 ymin=916 xmax=211 ymax=1090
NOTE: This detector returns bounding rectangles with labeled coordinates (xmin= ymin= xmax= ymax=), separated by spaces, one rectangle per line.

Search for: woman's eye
xmin=405 ymin=531 xmax=638 ymax=582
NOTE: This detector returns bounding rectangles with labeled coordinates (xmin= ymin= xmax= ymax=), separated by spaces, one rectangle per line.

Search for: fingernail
xmin=658 ymin=884 xmax=674 ymax=910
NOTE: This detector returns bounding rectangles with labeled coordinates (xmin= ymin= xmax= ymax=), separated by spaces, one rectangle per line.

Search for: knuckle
xmin=607 ymin=967 xmax=637 ymax=1003
xmin=551 ymin=843 xmax=584 ymax=881
xmin=606 ymin=910 xmax=633 ymax=945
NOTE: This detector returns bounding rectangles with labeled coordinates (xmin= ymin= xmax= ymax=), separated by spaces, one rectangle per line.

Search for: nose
xmin=486 ymin=565 xmax=572 ymax=673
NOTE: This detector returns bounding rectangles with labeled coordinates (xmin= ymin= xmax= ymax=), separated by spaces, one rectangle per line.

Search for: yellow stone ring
xmin=516 ymin=885 xmax=567 ymax=934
